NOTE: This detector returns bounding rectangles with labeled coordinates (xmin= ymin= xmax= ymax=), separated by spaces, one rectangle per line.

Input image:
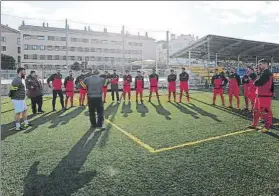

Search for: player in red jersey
xmin=248 ymin=59 xmax=274 ymax=133
xmin=248 ymin=69 xmax=257 ymax=111
xmin=228 ymin=67 xmax=241 ymax=109
xmin=122 ymin=70 xmax=132 ymax=102
xmin=64 ymin=70 xmax=75 ymax=109
xmin=100 ymin=71 xmax=110 ymax=103
xmin=167 ymin=69 xmax=177 ymax=102
xmin=75 ymin=70 xmax=87 ymax=106
xmin=211 ymin=69 xmax=228 ymax=106
xmin=148 ymin=68 xmax=160 ymax=102
xmin=179 ymin=68 xmax=190 ymax=103
xmin=135 ymin=71 xmax=144 ymax=103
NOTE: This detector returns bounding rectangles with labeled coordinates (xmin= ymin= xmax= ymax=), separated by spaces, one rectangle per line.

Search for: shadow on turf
xmin=48 ymin=107 xmax=86 ymax=129
xmin=121 ymin=102 xmax=132 ymax=117
xmin=170 ymin=102 xmax=199 ymax=119
xmin=1 ymin=113 xmax=38 ymax=140
xmin=182 ymin=102 xmax=221 ymax=122
xmin=136 ymin=102 xmax=149 ymax=117
xmin=150 ymin=101 xmax=171 ymax=120
xmin=23 ymin=127 xmax=100 ymax=196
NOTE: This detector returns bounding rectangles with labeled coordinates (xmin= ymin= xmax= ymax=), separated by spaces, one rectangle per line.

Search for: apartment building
xmin=1 ymin=24 xmax=21 ymax=65
xmin=19 ymin=21 xmax=156 ymax=70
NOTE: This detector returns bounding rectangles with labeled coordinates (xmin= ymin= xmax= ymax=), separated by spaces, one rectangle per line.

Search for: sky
xmin=1 ymin=1 xmax=279 ymax=43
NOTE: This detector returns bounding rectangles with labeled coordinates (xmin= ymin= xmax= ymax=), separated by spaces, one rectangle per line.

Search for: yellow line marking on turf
xmin=105 ymin=119 xmax=156 ymax=153
xmin=153 ymin=129 xmax=255 ymax=153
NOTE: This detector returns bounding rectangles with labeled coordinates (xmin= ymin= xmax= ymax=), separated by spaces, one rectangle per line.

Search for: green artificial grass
xmin=1 ymin=90 xmax=279 ymax=196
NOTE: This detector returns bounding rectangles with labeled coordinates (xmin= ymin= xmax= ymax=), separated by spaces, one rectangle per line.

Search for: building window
xmin=2 ymin=46 xmax=6 ymax=51
xmin=17 ymin=38 xmax=20 ymax=45
xmin=83 ymin=39 xmax=89 ymax=43
xmin=139 ymin=43 xmax=143 ymax=46
xmin=91 ymin=48 xmax=95 ymax=52
xmin=78 ymin=56 xmax=82 ymax=61
xmin=40 ymin=55 xmax=45 ymax=60
xmin=91 ymin=39 xmax=97 ymax=43
xmin=1 ymin=37 xmax=6 ymax=42
xmin=18 ymin=56 xmax=21 ymax=63
xmin=97 ymin=48 xmax=101 ymax=53
xmin=104 ymin=57 xmax=109 ymax=61
xmin=18 ymin=47 xmax=21 ymax=54
xmin=24 ymin=55 xmax=28 ymax=59
xmin=70 ymin=56 xmax=75 ymax=60
xmin=85 ymin=56 xmax=89 ymax=61
xmin=104 ymin=49 xmax=108 ymax=53
xmin=102 ymin=40 xmax=108 ymax=44
xmin=90 ymin=56 xmax=95 ymax=61
xmin=97 ymin=57 xmax=102 ymax=61
xmin=40 ymin=45 xmax=45 ymax=50
xmin=77 ymin=47 xmax=82 ymax=52
xmin=24 ymin=44 xmax=28 ymax=50
xmin=24 ymin=64 xmax=29 ymax=69
xmin=84 ymin=47 xmax=89 ymax=52
xmin=55 ymin=55 xmax=59 ymax=60
xmin=62 ymin=46 xmax=66 ymax=51
xmin=70 ymin=47 xmax=75 ymax=52
xmin=47 ymin=45 xmax=52 ymax=51
xmin=61 ymin=37 xmax=66 ymax=41
xmin=47 ymin=55 xmax=52 ymax=60
xmin=111 ymin=41 xmax=116 ymax=45
xmin=32 ymin=45 xmax=37 ymax=50
xmin=33 ymin=54 xmax=38 ymax=60
xmin=63 ymin=56 xmax=66 ymax=60
xmin=48 ymin=36 xmax=55 ymax=41
xmin=109 ymin=49 xmax=115 ymax=53
xmin=38 ymin=36 xmax=45 ymax=40
xmin=24 ymin=35 xmax=31 ymax=40
xmin=55 ymin=46 xmax=59 ymax=51
xmin=71 ymin=38 xmax=77 ymax=42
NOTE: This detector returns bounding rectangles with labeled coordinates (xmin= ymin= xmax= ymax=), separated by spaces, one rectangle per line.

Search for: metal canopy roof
xmin=170 ymin=35 xmax=279 ymax=63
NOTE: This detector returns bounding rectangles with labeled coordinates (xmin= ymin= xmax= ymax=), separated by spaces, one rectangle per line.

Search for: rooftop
xmin=170 ymin=34 xmax=279 ymax=63
xmin=1 ymin=24 xmax=20 ymax=34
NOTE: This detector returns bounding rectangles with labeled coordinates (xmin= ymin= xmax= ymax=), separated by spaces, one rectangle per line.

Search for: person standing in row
xmin=9 ymin=68 xmax=31 ymax=131
xmin=26 ymin=70 xmax=44 ymax=114
xmin=111 ymin=69 xmax=120 ymax=103
xmin=100 ymin=71 xmax=110 ymax=103
xmin=211 ymin=69 xmax=228 ymax=106
xmin=75 ymin=70 xmax=87 ymax=107
xmin=148 ymin=68 xmax=160 ymax=102
xmin=228 ymin=67 xmax=241 ymax=109
xmin=64 ymin=70 xmax=75 ymax=109
xmin=242 ymin=67 xmax=251 ymax=111
xmin=47 ymin=68 xmax=65 ymax=111
xmin=122 ymin=70 xmax=132 ymax=102
xmin=83 ymin=69 xmax=105 ymax=129
xmin=167 ymin=69 xmax=177 ymax=102
xmin=179 ymin=68 xmax=190 ymax=103
xmin=135 ymin=70 xmax=144 ymax=103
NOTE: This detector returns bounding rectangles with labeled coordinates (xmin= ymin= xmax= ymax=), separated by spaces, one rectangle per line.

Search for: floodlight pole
xmin=188 ymin=50 xmax=191 ymax=68
xmin=271 ymin=57 xmax=273 ymax=72
xmin=255 ymin=56 xmax=258 ymax=65
xmin=237 ymin=55 xmax=240 ymax=69
xmin=215 ymin=53 xmax=218 ymax=67
xmin=207 ymin=37 xmax=210 ymax=67
xmin=65 ymin=19 xmax=69 ymax=71
xmin=166 ymin=31 xmax=169 ymax=69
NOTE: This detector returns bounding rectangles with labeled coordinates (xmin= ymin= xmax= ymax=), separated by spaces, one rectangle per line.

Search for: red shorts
xmin=66 ymin=91 xmax=74 ymax=97
xmin=102 ymin=86 xmax=108 ymax=93
xmin=229 ymin=87 xmax=239 ymax=96
xmin=79 ymin=89 xmax=87 ymax=95
xmin=180 ymin=82 xmax=189 ymax=92
xmin=254 ymin=97 xmax=272 ymax=110
xmin=136 ymin=88 xmax=143 ymax=94
xmin=123 ymin=86 xmax=131 ymax=93
xmin=243 ymin=85 xmax=249 ymax=97
xmin=168 ymin=82 xmax=176 ymax=92
xmin=213 ymin=88 xmax=224 ymax=95
xmin=150 ymin=86 xmax=158 ymax=92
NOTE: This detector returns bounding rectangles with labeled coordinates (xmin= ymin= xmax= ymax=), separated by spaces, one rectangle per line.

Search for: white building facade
xmin=19 ymin=21 xmax=156 ymax=70
xmin=1 ymin=24 xmax=21 ymax=65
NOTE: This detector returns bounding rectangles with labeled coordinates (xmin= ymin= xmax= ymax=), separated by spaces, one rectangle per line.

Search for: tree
xmin=71 ymin=62 xmax=80 ymax=71
xmin=1 ymin=54 xmax=16 ymax=70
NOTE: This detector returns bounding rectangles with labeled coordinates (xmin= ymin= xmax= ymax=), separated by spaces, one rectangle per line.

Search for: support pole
xmin=65 ymin=19 xmax=69 ymax=71
xmin=271 ymin=57 xmax=273 ymax=72
xmin=207 ymin=37 xmax=210 ymax=66
xmin=215 ymin=53 xmax=218 ymax=67
xmin=255 ymin=56 xmax=258 ymax=66
xmin=189 ymin=50 xmax=191 ymax=68
xmin=122 ymin=25 xmax=125 ymax=73
xmin=166 ymin=31 xmax=169 ymax=69
xmin=237 ymin=55 xmax=240 ymax=69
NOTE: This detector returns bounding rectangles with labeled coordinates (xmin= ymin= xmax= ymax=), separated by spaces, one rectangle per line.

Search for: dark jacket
xmin=26 ymin=75 xmax=43 ymax=98
xmin=47 ymin=73 xmax=63 ymax=90
xmin=9 ymin=76 xmax=26 ymax=100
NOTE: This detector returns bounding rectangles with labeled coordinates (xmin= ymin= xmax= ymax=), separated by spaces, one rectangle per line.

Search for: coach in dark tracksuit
xmin=83 ymin=69 xmax=105 ymax=129
xmin=47 ymin=68 xmax=65 ymax=111
xmin=26 ymin=71 xmax=44 ymax=114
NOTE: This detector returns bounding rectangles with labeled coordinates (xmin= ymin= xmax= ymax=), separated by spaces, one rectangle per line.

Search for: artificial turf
xmin=1 ymin=90 xmax=279 ymax=196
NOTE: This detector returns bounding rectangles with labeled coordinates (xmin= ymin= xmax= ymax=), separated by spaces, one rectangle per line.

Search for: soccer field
xmin=1 ymin=90 xmax=279 ymax=196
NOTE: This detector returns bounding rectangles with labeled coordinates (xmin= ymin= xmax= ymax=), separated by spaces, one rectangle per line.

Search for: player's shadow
xmin=150 ymin=102 xmax=171 ymax=120
xmin=99 ymin=103 xmax=120 ymax=148
xmin=1 ymin=113 xmax=38 ymax=140
xmin=48 ymin=107 xmax=85 ymax=129
xmin=183 ymin=103 xmax=221 ymax=122
xmin=136 ymin=102 xmax=149 ymax=117
xmin=121 ymin=102 xmax=133 ymax=117
xmin=266 ymin=132 xmax=279 ymax=140
xmin=23 ymin=127 xmax=100 ymax=196
xmin=170 ymin=102 xmax=199 ymax=119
